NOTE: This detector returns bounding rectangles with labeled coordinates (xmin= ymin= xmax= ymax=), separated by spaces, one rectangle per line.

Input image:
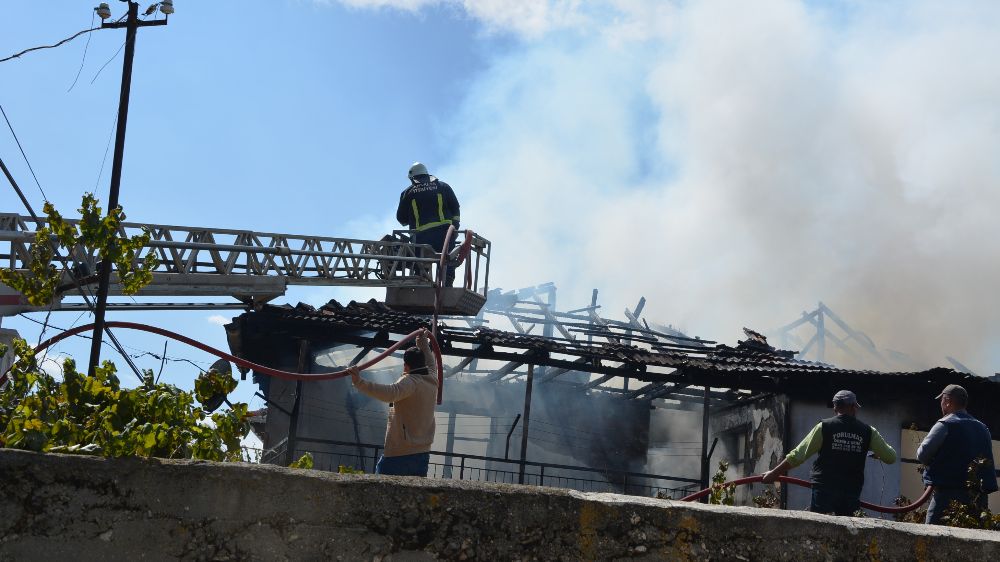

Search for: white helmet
xmin=408 ymin=162 xmax=429 ymax=180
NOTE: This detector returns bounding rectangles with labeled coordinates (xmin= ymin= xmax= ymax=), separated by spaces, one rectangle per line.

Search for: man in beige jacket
xmin=347 ymin=328 xmax=438 ymax=476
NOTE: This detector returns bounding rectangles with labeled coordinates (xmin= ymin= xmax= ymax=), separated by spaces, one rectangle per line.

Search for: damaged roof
xmin=229 ymin=300 xmax=1000 ymax=404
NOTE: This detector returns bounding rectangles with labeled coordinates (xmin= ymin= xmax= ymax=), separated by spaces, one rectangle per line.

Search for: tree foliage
xmin=0 ymin=338 xmax=249 ymax=461
xmin=752 ymin=487 xmax=780 ymax=509
xmin=708 ymin=460 xmax=737 ymax=505
xmin=289 ymin=452 xmax=314 ymax=469
xmin=0 ymin=193 xmax=157 ymax=306
xmin=940 ymin=457 xmax=1000 ymax=530
xmin=0 ymin=195 xmax=247 ymax=462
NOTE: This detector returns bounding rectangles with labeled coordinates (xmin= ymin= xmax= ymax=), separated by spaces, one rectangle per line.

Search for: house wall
xmin=263 ymin=342 xmax=653 ymax=487
xmin=645 ymin=406 xmax=703 ymax=491
xmin=708 ymin=394 xmax=788 ymax=505
xmin=0 ymin=328 xmax=17 ymax=376
xmin=900 ymin=428 xmax=1000 ymax=513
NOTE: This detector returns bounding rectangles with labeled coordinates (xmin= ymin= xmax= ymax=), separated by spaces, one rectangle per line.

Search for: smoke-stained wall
xmin=645 ymin=406 xmax=704 ymax=495
xmin=262 ymin=341 xmax=652 ymax=484
xmin=706 ymin=394 xmax=788 ymax=505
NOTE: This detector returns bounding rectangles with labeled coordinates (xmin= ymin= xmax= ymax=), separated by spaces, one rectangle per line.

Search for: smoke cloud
xmin=340 ymin=0 xmax=1000 ymax=374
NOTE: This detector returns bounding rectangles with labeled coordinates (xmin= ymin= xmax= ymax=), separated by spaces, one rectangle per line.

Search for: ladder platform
xmin=385 ymin=286 xmax=486 ymax=316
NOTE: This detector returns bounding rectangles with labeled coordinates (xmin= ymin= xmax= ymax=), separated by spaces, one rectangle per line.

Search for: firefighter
xmin=396 ymin=162 xmax=461 ymax=286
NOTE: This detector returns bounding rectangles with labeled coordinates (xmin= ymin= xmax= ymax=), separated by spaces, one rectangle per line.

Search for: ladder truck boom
xmin=0 ymin=213 xmax=490 ymax=316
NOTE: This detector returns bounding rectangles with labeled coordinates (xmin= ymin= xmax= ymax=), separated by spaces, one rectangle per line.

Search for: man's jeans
xmin=810 ymin=486 xmax=861 ymax=516
xmin=925 ymin=488 xmax=987 ymax=525
xmin=375 ymin=452 xmax=430 ymax=476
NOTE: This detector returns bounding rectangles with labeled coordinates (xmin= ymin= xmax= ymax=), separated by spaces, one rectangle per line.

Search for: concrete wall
xmin=2 ymin=450 xmax=998 ymax=561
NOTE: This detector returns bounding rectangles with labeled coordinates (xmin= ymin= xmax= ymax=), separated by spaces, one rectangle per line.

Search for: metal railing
xmin=259 ymin=437 xmax=288 ymax=465
xmin=258 ymin=437 xmax=699 ymax=499
xmin=0 ymin=214 xmax=491 ymax=298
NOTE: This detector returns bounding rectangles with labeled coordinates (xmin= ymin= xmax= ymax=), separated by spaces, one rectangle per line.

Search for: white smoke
xmin=336 ymin=0 xmax=1000 ymax=374
xmin=331 ymin=0 xmax=592 ymax=37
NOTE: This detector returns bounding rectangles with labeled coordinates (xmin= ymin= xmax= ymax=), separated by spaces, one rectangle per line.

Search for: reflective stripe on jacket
xmin=397 ymin=178 xmax=460 ymax=232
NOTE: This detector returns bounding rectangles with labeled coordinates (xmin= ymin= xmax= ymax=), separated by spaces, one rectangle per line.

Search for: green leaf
xmin=289 ymin=453 xmax=314 ymax=470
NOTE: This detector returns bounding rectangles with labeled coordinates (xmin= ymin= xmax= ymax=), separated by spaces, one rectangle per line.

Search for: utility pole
xmin=87 ymin=1 xmax=168 ymax=375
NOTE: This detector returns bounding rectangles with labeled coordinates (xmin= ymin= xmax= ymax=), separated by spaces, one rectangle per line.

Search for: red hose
xmin=3 ymin=321 xmax=445 ymax=404
xmin=429 ymin=226 xmax=473 ymax=404
xmin=679 ymin=474 xmax=933 ymax=514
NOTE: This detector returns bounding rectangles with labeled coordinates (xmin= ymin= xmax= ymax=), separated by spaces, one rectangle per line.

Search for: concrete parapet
xmin=0 ymin=449 xmax=997 ymax=561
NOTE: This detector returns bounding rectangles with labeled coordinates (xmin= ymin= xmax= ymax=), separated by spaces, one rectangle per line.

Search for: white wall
xmin=900 ymin=428 xmax=1000 ymax=513
xmin=0 ymin=328 xmax=18 ymax=377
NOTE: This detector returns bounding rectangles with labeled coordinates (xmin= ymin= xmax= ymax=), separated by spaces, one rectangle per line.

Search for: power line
xmin=0 ymin=148 xmax=144 ymax=382
xmin=95 ymin=112 xmax=119 ymax=190
xmin=67 ymin=11 xmax=97 ymax=92
xmin=0 ymin=26 xmax=101 ymax=64
xmin=90 ymin=41 xmax=125 ymax=85
xmin=0 ymin=104 xmax=48 ymax=202
xmin=16 ymin=313 xmax=140 ymax=379
xmin=16 ymin=313 xmax=212 ymax=372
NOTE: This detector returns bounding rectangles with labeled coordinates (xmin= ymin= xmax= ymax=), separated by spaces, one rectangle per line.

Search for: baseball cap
xmin=831 ymin=390 xmax=860 ymax=407
xmin=935 ymin=384 xmax=968 ymax=402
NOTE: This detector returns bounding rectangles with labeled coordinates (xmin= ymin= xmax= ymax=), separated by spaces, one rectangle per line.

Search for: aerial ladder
xmin=0 ymin=213 xmax=491 ymax=317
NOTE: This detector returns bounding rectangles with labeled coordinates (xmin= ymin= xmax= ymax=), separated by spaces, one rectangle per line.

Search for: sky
xmin=2 ymin=0 xmax=1000 ymax=421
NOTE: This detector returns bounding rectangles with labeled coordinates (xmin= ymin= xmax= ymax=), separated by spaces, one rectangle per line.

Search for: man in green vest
xmin=762 ymin=390 xmax=897 ymax=515
xmin=396 ymin=162 xmax=461 ymax=286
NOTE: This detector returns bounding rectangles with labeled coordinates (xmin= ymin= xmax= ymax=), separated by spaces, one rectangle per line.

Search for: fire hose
xmin=680 ymin=475 xmax=933 ymax=514
xmin=5 ymin=321 xmax=445 ymax=404
xmin=3 ymin=229 xmax=481 ymax=402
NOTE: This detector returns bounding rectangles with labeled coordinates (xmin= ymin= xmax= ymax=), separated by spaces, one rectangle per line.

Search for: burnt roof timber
xmin=492 ymin=305 xmax=713 ymax=345
xmin=625 ymin=382 xmax=666 ymax=400
xmin=654 ymin=394 xmax=729 ymax=408
xmin=483 ymin=355 xmax=531 ymax=382
xmin=536 ymin=357 xmax=591 ymax=383
xmin=645 ymin=383 xmax=689 ymax=401
xmin=237 ymin=302 xmax=999 ymax=403
xmin=582 ymin=373 xmax=615 ymax=390
xmin=445 ymin=355 xmax=476 ymax=377
xmin=651 ymin=386 xmax=736 ymax=402
xmin=442 ymin=345 xmax=664 ymax=379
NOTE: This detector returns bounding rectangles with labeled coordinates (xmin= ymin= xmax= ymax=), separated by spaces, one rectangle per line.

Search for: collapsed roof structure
xmin=228 ymin=284 xmax=1000 ymax=507
xmin=229 ymin=289 xmax=994 ymax=406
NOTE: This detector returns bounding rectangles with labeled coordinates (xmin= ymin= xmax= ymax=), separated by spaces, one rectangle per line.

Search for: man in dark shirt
xmin=917 ymin=384 xmax=998 ymax=524
xmin=762 ymin=390 xmax=897 ymax=516
xmin=396 ymin=162 xmax=461 ymax=286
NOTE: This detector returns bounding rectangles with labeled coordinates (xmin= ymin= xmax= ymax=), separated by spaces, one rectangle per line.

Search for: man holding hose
xmin=347 ymin=328 xmax=438 ymax=476
xmin=762 ymin=390 xmax=897 ymax=515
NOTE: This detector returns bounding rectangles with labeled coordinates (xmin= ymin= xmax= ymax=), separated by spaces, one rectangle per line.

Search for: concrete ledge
xmin=1 ymin=450 xmax=997 ymax=561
